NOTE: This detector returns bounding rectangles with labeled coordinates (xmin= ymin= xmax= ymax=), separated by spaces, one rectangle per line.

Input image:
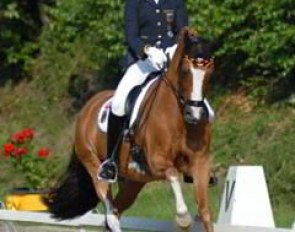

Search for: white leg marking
xmin=170 ymin=176 xmax=188 ymax=215
xmin=169 ymin=176 xmax=192 ymax=229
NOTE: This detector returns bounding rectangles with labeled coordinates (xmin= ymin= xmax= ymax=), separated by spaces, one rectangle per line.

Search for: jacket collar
xmin=145 ymin=0 xmax=167 ymax=8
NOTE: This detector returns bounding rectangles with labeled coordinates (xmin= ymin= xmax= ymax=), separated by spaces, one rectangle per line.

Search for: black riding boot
xmin=98 ymin=112 xmax=125 ymax=183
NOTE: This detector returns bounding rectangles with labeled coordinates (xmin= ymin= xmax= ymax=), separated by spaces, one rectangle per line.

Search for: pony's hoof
xmin=204 ymin=222 xmax=214 ymax=232
xmin=195 ymin=215 xmax=214 ymax=232
xmin=175 ymin=212 xmax=192 ymax=230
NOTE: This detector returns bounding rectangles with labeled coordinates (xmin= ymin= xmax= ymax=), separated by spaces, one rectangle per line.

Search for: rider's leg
xmin=98 ymin=59 xmax=156 ymax=182
xmin=111 ymin=60 xmax=155 ymax=117
xmin=98 ymin=112 xmax=125 ymax=182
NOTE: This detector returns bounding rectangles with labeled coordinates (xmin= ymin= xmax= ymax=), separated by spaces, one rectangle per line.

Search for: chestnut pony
xmin=45 ymin=27 xmax=214 ymax=232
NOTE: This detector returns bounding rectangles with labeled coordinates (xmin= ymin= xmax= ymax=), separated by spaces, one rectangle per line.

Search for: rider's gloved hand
xmin=144 ymin=46 xmax=167 ymax=70
xmin=165 ymin=44 xmax=177 ymax=60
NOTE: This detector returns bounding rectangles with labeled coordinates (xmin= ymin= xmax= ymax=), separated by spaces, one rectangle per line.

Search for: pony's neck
xmin=166 ymin=41 xmax=185 ymax=85
xmin=155 ymin=42 xmax=185 ymax=118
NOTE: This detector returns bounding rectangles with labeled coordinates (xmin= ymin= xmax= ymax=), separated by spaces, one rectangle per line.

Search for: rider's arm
xmin=125 ymin=0 xmax=147 ymax=59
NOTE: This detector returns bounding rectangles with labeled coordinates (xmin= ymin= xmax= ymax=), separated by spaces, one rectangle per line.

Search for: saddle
xmin=124 ymin=71 xmax=161 ymax=130
xmin=97 ymin=71 xmax=161 ymax=175
xmin=98 ymin=71 xmax=161 ymax=133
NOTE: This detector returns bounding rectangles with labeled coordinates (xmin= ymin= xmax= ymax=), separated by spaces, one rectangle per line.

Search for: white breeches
xmin=111 ymin=59 xmax=157 ymax=116
xmin=111 ymin=45 xmax=177 ymax=116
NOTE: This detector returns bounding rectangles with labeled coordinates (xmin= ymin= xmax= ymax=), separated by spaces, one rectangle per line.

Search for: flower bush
xmin=1 ymin=128 xmax=55 ymax=189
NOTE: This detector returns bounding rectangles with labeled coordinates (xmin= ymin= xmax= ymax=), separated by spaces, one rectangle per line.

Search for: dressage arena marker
xmin=218 ymin=166 xmax=275 ymax=228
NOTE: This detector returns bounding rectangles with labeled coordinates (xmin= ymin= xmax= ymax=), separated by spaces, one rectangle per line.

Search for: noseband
xmin=162 ymin=58 xmax=211 ymax=124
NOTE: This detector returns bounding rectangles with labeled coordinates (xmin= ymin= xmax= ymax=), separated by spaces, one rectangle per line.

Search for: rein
xmin=161 ymin=75 xmax=205 ymax=110
xmin=162 ymin=75 xmax=186 ymax=106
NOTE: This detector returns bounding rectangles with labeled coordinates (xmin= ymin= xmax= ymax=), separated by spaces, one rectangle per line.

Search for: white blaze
xmin=190 ymin=66 xmax=206 ymax=120
xmin=190 ymin=66 xmax=206 ymax=101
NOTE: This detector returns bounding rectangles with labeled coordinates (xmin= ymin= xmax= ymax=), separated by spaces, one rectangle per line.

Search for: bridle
xmin=161 ymin=57 xmax=212 ymax=124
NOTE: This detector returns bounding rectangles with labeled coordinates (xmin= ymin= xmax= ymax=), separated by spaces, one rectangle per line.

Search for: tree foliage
xmin=1 ymin=0 xmax=294 ymax=101
xmin=36 ymin=0 xmax=124 ymax=103
xmin=0 ymin=0 xmax=53 ymax=84
xmin=189 ymin=0 xmax=295 ymax=101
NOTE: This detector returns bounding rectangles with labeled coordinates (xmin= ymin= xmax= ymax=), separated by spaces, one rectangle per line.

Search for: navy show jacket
xmin=125 ymin=0 xmax=188 ymax=60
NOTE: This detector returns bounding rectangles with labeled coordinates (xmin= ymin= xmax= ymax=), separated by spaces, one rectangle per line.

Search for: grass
xmin=273 ymin=202 xmax=295 ymax=228
xmin=117 ymin=181 xmax=294 ymax=229
xmin=122 ymin=182 xmax=221 ymax=221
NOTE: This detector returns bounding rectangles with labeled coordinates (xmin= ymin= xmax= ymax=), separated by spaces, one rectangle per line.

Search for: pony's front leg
xmin=191 ymin=155 xmax=214 ymax=232
xmin=165 ymin=167 xmax=192 ymax=230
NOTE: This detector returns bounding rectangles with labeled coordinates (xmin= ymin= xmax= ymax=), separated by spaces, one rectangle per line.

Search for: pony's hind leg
xmin=76 ymin=147 xmax=122 ymax=232
xmin=92 ymin=181 xmax=120 ymax=232
xmin=87 ymin=166 xmax=122 ymax=232
xmin=165 ymin=167 xmax=192 ymax=230
xmin=113 ymin=180 xmax=146 ymax=216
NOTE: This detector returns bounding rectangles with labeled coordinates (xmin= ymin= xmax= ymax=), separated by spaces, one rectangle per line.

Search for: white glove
xmin=144 ymin=46 xmax=167 ymax=70
xmin=165 ymin=44 xmax=177 ymax=60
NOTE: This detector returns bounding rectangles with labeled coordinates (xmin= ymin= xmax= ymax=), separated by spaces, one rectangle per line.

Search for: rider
xmin=98 ymin=0 xmax=213 ymax=182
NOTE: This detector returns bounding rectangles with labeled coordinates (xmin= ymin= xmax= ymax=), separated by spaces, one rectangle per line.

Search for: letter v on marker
xmin=225 ymin=180 xmax=236 ymax=212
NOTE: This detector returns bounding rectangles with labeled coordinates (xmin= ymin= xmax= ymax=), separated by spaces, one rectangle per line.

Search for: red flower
xmin=10 ymin=128 xmax=35 ymax=144
xmin=10 ymin=132 xmax=26 ymax=144
xmin=22 ymin=128 xmax=35 ymax=140
xmin=3 ymin=143 xmax=15 ymax=157
xmin=14 ymin=147 xmax=28 ymax=157
xmin=37 ymin=148 xmax=50 ymax=158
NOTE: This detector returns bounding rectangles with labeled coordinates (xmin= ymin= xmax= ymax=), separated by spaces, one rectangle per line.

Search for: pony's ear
xmin=177 ymin=27 xmax=191 ymax=45
xmin=177 ymin=27 xmax=199 ymax=54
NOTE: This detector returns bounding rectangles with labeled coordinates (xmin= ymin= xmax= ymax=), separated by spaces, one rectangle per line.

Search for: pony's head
xmin=177 ymin=27 xmax=214 ymax=124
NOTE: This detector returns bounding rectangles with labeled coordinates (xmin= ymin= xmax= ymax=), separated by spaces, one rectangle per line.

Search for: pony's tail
xmin=43 ymin=149 xmax=99 ymax=220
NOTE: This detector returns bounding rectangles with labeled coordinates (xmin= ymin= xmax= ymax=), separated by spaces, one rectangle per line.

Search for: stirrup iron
xmin=97 ymin=159 xmax=118 ymax=183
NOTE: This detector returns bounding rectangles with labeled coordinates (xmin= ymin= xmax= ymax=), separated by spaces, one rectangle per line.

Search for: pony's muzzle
xmin=184 ymin=105 xmax=205 ymax=124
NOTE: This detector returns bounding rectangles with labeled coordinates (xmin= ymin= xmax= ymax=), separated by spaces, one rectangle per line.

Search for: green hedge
xmin=1 ymin=0 xmax=294 ymax=101
xmin=0 ymin=0 xmax=43 ymax=81
xmin=36 ymin=0 xmax=125 ymax=100
xmin=189 ymin=0 xmax=295 ymax=101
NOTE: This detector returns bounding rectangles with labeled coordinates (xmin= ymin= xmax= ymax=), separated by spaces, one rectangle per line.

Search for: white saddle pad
xmin=98 ymin=77 xmax=159 ymax=133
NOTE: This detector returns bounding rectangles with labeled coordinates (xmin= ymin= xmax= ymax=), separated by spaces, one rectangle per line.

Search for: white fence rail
xmin=0 ymin=210 xmax=176 ymax=232
xmin=0 ymin=210 xmax=293 ymax=232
